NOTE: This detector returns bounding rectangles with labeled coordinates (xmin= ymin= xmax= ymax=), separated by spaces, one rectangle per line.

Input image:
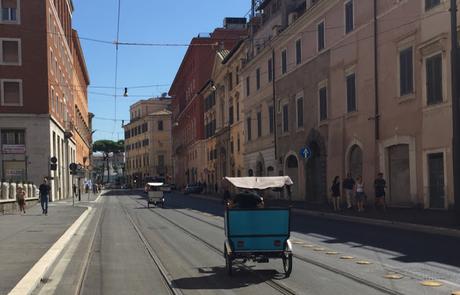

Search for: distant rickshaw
xmin=223 ymin=176 xmax=294 ymax=277
xmin=145 ymin=182 xmax=169 ymax=208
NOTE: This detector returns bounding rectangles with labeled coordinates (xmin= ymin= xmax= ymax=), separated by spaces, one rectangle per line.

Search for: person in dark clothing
xmin=374 ymin=172 xmax=387 ymax=212
xmin=342 ymin=173 xmax=355 ymax=209
xmin=39 ymin=178 xmax=50 ymax=215
xmin=229 ymin=191 xmax=264 ymax=209
xmin=331 ymin=176 xmax=341 ymax=212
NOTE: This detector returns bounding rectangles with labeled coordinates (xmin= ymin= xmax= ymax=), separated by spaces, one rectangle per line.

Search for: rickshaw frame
xmin=223 ymin=176 xmax=294 ymax=277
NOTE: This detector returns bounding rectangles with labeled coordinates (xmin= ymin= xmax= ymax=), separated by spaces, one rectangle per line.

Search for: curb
xmin=8 ymin=206 xmax=93 ymax=295
xmin=186 ymin=193 xmax=460 ymax=238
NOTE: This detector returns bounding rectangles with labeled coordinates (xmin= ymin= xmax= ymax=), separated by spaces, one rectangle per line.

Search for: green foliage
xmin=92 ymin=139 xmax=124 ymax=154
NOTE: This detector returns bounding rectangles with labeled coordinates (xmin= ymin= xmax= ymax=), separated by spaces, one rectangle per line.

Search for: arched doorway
xmin=256 ymin=161 xmax=264 ymax=176
xmin=349 ymin=145 xmax=363 ymax=178
xmin=305 ymin=129 xmax=327 ymax=203
xmin=285 ymin=154 xmax=299 ymax=200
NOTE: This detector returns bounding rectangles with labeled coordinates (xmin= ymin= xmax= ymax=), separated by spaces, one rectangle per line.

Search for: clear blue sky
xmin=73 ymin=0 xmax=250 ymax=142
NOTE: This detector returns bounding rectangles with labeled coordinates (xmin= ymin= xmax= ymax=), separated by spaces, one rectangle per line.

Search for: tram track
xmin=75 ymin=196 xmax=180 ymax=295
xmin=129 ymin=196 xmax=297 ymax=295
xmin=131 ymin=195 xmax=405 ymax=295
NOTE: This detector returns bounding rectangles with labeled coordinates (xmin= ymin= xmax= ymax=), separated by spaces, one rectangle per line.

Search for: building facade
xmin=0 ymin=0 xmax=90 ymax=202
xmin=241 ymin=0 xmax=306 ymax=183
xmin=124 ymin=97 xmax=172 ymax=187
xmin=264 ymin=0 xmax=456 ymax=209
xmin=169 ymin=19 xmax=247 ymax=189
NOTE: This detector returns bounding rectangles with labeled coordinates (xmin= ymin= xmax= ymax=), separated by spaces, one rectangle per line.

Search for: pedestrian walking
xmin=374 ymin=172 xmax=387 ymax=212
xmin=342 ymin=172 xmax=355 ymax=209
xmin=330 ymin=176 xmax=341 ymax=212
xmin=39 ymin=178 xmax=50 ymax=215
xmin=355 ymin=176 xmax=365 ymax=212
xmin=16 ymin=187 xmax=26 ymax=214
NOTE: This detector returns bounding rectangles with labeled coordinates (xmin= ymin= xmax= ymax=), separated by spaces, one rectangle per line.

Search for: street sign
xmin=300 ymin=147 xmax=312 ymax=160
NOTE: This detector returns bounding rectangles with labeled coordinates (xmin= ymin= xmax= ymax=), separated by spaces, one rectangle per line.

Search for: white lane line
xmin=8 ymin=207 xmax=92 ymax=295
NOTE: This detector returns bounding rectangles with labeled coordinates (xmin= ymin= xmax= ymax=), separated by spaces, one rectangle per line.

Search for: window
xmin=246 ymin=76 xmax=250 ymax=96
xmin=158 ymin=155 xmax=165 ymax=167
xmin=256 ymin=68 xmax=261 ymax=90
xmin=268 ymin=58 xmax=273 ymax=82
xmin=269 ymin=105 xmax=274 ymax=134
xmin=1 ymin=129 xmax=25 ymax=145
xmin=346 ymin=73 xmax=356 ymax=112
xmin=230 ymin=140 xmax=234 ymax=154
xmin=319 ymin=86 xmax=328 ymax=121
xmin=236 ymin=66 xmax=240 ymax=85
xmin=228 ymin=72 xmax=233 ymax=90
xmin=257 ymin=111 xmax=262 ymax=137
xmin=345 ymin=0 xmax=354 ymax=34
xmin=247 ymin=117 xmax=252 ymax=141
xmin=399 ymin=47 xmax=413 ymax=96
xmin=295 ymin=39 xmax=302 ymax=65
xmin=425 ymin=0 xmax=440 ymax=11
xmin=236 ymin=101 xmax=240 ymax=121
xmin=426 ymin=53 xmax=443 ymax=105
xmin=1 ymin=79 xmax=22 ymax=106
xmin=229 ymin=105 xmax=234 ymax=125
xmin=158 ymin=120 xmax=164 ymax=131
xmin=317 ymin=21 xmax=325 ymax=51
xmin=283 ymin=104 xmax=289 ymax=133
xmin=281 ymin=49 xmax=287 ymax=74
xmin=237 ymin=134 xmax=241 ymax=152
xmin=1 ymin=0 xmax=19 ymax=22
xmin=296 ymin=97 xmax=304 ymax=128
xmin=1 ymin=39 xmax=20 ymax=64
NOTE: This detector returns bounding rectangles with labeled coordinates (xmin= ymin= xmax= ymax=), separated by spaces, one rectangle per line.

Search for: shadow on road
xmin=109 ymin=190 xmax=460 ymax=271
xmin=171 ymin=266 xmax=284 ymax=290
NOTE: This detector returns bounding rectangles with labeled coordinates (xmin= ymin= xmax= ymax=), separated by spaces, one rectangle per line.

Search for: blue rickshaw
xmin=223 ymin=176 xmax=294 ymax=277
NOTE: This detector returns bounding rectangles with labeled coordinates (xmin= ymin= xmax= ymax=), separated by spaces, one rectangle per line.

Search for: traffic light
xmin=50 ymin=157 xmax=58 ymax=171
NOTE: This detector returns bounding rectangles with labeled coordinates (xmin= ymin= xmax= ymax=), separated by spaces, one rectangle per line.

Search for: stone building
xmin=169 ymin=19 xmax=247 ymax=189
xmin=267 ymin=0 xmax=456 ymax=209
xmin=0 ymin=0 xmax=90 ymax=202
xmin=124 ymin=97 xmax=172 ymax=187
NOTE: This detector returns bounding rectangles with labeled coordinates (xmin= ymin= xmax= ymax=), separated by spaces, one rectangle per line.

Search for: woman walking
xmin=331 ymin=176 xmax=341 ymax=212
xmin=16 ymin=187 xmax=26 ymax=214
xmin=355 ymin=176 xmax=365 ymax=212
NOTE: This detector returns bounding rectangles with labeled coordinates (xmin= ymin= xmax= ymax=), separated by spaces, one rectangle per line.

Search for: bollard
xmin=9 ymin=182 xmax=16 ymax=200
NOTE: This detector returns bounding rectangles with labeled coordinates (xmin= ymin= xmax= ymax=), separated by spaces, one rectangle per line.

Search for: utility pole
xmin=450 ymin=0 xmax=460 ymax=222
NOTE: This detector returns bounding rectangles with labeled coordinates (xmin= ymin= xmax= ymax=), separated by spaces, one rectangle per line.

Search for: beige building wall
xmin=124 ymin=97 xmax=172 ymax=186
xmin=269 ymin=0 xmax=455 ymax=208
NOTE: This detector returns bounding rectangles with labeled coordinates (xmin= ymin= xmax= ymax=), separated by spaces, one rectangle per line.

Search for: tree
xmin=93 ymin=140 xmax=124 ymax=183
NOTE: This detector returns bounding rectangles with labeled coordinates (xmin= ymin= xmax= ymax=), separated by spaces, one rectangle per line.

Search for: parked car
xmin=184 ymin=184 xmax=203 ymax=194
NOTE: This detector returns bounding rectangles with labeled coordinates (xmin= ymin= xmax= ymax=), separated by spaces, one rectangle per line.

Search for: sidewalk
xmin=187 ymin=192 xmax=460 ymax=234
xmin=0 ymin=193 xmax=98 ymax=295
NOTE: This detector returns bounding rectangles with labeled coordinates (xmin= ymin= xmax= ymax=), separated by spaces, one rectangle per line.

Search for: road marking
xmin=384 ymin=273 xmax=403 ymax=280
xmin=356 ymin=260 xmax=372 ymax=265
xmin=420 ymin=280 xmax=443 ymax=287
xmin=313 ymin=247 xmax=326 ymax=251
xmin=325 ymin=251 xmax=339 ymax=255
xmin=8 ymin=207 xmax=92 ymax=295
xmin=340 ymin=255 xmax=354 ymax=260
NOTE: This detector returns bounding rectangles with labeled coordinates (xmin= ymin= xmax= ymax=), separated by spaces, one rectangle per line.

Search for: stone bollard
xmin=9 ymin=182 xmax=16 ymax=200
xmin=1 ymin=181 xmax=8 ymax=200
xmin=26 ymin=183 xmax=31 ymax=199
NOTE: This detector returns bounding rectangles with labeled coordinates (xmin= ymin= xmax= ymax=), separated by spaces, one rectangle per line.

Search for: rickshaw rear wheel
xmin=224 ymin=245 xmax=233 ymax=276
xmin=282 ymin=253 xmax=293 ymax=277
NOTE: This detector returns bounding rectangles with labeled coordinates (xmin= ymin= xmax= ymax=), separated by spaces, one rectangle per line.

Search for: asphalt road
xmin=33 ymin=191 xmax=460 ymax=295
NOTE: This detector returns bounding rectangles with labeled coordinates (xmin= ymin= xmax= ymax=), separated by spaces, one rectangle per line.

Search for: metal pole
xmin=450 ymin=0 xmax=460 ymax=222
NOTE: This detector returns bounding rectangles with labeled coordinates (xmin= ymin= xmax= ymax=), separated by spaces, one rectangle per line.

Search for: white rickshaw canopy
xmin=224 ymin=176 xmax=293 ymax=190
